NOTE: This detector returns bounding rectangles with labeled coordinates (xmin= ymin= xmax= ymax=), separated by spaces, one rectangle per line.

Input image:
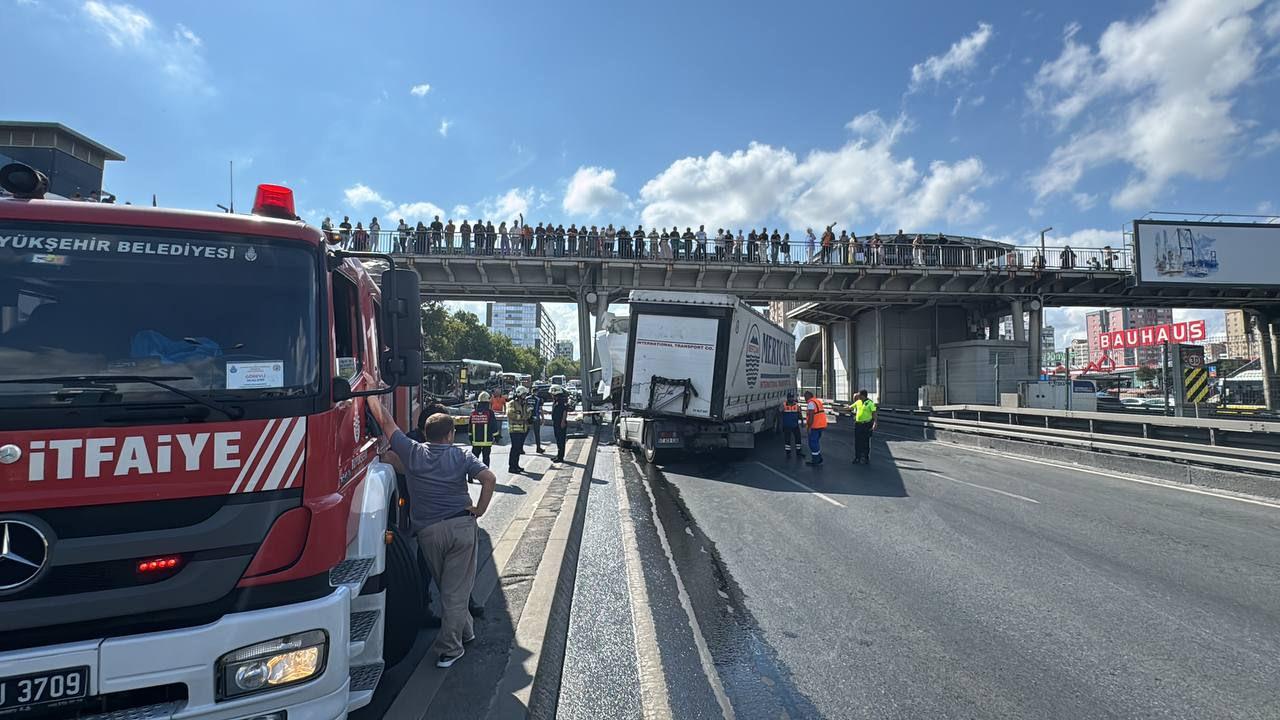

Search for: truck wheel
xmin=614 ymin=417 xmax=633 ymax=449
xmin=382 ymin=527 xmax=423 ymax=665
xmin=641 ymin=425 xmax=668 ymax=465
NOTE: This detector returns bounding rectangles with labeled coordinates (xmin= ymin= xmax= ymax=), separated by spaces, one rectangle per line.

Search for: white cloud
xmin=1029 ymin=0 xmax=1268 ymax=209
xmin=1053 ymin=227 xmax=1123 ymax=249
xmin=393 ymin=201 xmax=445 ymax=221
xmin=563 ymin=167 xmax=631 ymax=218
xmin=638 ymin=111 xmax=989 ymax=232
xmin=343 ymin=183 xmax=393 ymax=211
xmin=81 ymin=2 xmax=210 ymax=92
xmin=1257 ymin=129 xmax=1280 ymax=154
xmin=83 ymin=1 xmax=150 ymax=47
xmin=174 ymin=23 xmax=201 ymax=47
xmin=410 ymin=83 xmax=431 ymax=97
xmin=910 ymin=22 xmax=994 ymax=90
xmin=1266 ymin=1 xmax=1280 ymax=35
xmin=480 ymin=187 xmax=539 ymax=222
xmin=438 ymin=119 xmax=451 ymax=137
xmin=451 ymin=204 xmax=470 ymax=218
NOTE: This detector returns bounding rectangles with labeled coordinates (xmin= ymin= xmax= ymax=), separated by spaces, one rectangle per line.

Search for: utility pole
xmin=1039 ymin=226 xmax=1053 ymax=264
xmin=229 ymin=160 xmax=234 ymax=214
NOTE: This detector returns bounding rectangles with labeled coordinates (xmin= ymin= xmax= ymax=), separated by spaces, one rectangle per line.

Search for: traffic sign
xmin=1183 ymin=367 xmax=1210 ymax=403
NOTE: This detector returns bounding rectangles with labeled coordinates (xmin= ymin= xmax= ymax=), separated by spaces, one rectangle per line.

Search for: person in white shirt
xmin=695 ymin=225 xmax=708 ymax=260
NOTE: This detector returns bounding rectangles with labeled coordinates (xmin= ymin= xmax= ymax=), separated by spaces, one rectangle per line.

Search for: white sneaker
xmin=436 ymin=648 xmax=465 ymax=668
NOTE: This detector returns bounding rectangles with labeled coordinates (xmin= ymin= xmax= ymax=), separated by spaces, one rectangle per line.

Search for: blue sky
xmin=8 ymin=0 xmax=1280 ymax=351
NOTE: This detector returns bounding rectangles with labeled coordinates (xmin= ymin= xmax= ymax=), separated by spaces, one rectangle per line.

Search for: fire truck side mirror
xmin=332 ymin=376 xmax=354 ymax=402
xmin=380 ymin=268 xmax=423 ymax=388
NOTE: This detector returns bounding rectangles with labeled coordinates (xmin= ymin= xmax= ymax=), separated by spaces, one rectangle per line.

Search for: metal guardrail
xmin=324 ymin=229 xmax=1133 ymax=272
xmin=876 ymin=405 xmax=1280 ymax=474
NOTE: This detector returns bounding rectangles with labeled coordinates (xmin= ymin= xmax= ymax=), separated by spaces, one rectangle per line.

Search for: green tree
xmin=419 ymin=301 xmax=544 ymax=377
xmin=1134 ymin=366 xmax=1158 ymax=386
xmin=545 ymin=357 xmax=580 ymax=380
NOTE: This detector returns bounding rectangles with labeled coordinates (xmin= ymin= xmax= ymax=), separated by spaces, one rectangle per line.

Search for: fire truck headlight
xmin=217 ymin=630 xmax=327 ymax=701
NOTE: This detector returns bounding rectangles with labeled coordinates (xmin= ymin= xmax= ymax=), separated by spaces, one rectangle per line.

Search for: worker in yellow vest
xmin=851 ymin=389 xmax=878 ymax=465
xmin=470 ymin=391 xmax=496 ymax=470
xmin=803 ymin=390 xmax=827 ymax=466
xmin=506 ymin=386 xmax=532 ymax=474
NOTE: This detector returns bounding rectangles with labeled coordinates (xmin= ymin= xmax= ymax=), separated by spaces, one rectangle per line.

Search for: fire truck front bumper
xmin=0 ymin=586 xmax=352 ymax=720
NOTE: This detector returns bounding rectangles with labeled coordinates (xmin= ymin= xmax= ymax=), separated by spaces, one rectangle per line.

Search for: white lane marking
xmin=638 ymin=459 xmax=737 ymax=720
xmin=925 ymin=471 xmax=1040 ymax=504
xmin=615 ymin=451 xmax=675 ymax=720
xmin=880 ymin=432 xmax=1280 ymax=511
xmin=751 ymin=461 xmax=846 ymax=507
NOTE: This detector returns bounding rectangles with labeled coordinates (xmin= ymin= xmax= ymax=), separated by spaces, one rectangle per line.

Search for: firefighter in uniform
xmin=470 ymin=391 xmax=496 ymax=470
xmin=506 ymin=386 xmax=532 ymax=474
xmin=851 ymin=389 xmax=879 ymax=464
xmin=780 ymin=392 xmax=803 ymax=457
xmin=803 ymin=390 xmax=827 ymax=466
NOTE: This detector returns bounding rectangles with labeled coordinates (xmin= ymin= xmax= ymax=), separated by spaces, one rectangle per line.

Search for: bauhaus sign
xmin=1098 ymin=320 xmax=1206 ymax=350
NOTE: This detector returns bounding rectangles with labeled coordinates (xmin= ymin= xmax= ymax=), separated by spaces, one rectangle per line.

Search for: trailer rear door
xmin=628 ymin=313 xmax=718 ymax=418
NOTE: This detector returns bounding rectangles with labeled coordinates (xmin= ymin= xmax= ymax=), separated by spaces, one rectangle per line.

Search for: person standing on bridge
xmin=567 ymin=224 xmax=579 ymax=256
xmin=499 ymin=221 xmax=510 ymax=255
xmin=444 ymin=218 xmax=455 ymax=252
xmin=803 ymin=390 xmax=827 ymax=465
xmin=459 ymin=219 xmax=472 ymax=254
xmin=369 ymin=217 xmax=381 ymax=250
xmin=851 ymin=389 xmax=878 ymax=464
xmin=805 ymin=228 xmax=817 ymax=262
xmin=781 ymin=392 xmax=803 ymax=457
xmin=782 ymin=232 xmax=792 ymax=263
xmin=605 ymin=224 xmax=616 ymax=257
xmin=696 ymin=225 xmax=708 ymax=260
xmin=431 ymin=215 xmax=444 ymax=251
xmin=634 ymin=225 xmax=646 ymax=258
xmin=618 ymin=226 xmax=631 ymax=258
xmin=1060 ymin=245 xmax=1076 ymax=270
xmin=339 ymin=215 xmax=352 ymax=246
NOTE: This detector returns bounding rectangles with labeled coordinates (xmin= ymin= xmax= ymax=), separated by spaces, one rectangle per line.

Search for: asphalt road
xmin=633 ymin=424 xmax=1280 ymax=719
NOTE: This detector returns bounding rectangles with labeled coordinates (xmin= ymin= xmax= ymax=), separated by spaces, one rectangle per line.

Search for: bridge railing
xmin=334 ymin=230 xmax=1132 ymax=272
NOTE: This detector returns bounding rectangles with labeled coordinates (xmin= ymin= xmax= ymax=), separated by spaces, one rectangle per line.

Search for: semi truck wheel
xmin=641 ymin=425 xmax=668 ymax=465
xmin=382 ymin=526 xmax=423 ymax=665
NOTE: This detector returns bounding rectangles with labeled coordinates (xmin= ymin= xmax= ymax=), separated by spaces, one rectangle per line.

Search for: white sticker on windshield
xmin=227 ymin=361 xmax=284 ymax=389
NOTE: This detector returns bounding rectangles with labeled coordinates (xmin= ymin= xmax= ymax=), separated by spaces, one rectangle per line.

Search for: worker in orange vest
xmin=802 ymin=390 xmax=827 ymax=466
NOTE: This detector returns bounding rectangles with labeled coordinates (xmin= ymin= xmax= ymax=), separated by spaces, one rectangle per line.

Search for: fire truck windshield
xmin=0 ymin=225 xmax=320 ymax=413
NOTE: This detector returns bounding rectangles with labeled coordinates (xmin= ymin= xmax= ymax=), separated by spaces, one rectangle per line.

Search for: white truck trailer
xmin=616 ymin=291 xmax=796 ymax=462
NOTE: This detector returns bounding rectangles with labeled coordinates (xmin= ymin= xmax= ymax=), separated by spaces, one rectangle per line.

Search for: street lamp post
xmin=1039 ymin=226 xmax=1053 ymax=262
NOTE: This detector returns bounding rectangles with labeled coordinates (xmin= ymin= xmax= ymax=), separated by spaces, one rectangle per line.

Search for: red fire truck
xmin=0 ymin=163 xmax=426 ymax=718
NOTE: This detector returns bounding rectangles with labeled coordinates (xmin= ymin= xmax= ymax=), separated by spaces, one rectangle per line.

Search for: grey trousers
xmin=417 ymin=515 xmax=477 ymax=656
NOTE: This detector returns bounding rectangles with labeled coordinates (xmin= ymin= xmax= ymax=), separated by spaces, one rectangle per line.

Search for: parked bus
xmin=423 ymin=359 xmax=503 ymax=430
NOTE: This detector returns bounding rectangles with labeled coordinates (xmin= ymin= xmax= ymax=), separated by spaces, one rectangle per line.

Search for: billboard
xmin=1098 ymin=320 xmax=1206 ymax=350
xmin=1134 ymin=220 xmax=1280 ymax=286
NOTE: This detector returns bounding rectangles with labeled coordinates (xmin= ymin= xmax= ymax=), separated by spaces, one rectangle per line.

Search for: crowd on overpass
xmin=322 ymin=214 xmax=1127 ymax=272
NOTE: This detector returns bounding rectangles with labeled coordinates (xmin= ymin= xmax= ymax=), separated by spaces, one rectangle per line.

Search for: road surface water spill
xmin=638 ymin=457 xmax=825 ymax=719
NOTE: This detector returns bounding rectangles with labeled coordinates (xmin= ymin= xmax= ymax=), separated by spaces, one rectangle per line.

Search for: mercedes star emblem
xmin=0 ymin=520 xmax=49 ymax=592
xmin=0 ymin=444 xmax=19 ymax=465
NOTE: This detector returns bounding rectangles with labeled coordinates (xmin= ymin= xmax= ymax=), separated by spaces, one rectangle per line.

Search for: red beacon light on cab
xmin=251 ymin=183 xmax=298 ymax=220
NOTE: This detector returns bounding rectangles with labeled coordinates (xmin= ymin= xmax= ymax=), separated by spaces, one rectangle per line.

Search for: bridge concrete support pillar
xmin=1010 ymin=300 xmax=1025 ymax=343
xmin=1257 ymin=314 xmax=1278 ymax=410
xmin=577 ymin=292 xmax=594 ymax=413
xmin=1028 ymin=305 xmax=1043 ymax=377
xmin=820 ymin=323 xmax=834 ymax=399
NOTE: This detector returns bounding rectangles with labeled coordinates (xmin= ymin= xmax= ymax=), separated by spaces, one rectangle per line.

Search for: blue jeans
xmin=808 ymin=428 xmax=823 ymax=458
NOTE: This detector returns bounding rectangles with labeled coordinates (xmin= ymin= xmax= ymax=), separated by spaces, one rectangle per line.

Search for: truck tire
xmin=382 ymin=527 xmax=423 ymax=665
xmin=614 ymin=416 xmax=633 ymax=449
xmin=641 ymin=425 xmax=668 ymax=465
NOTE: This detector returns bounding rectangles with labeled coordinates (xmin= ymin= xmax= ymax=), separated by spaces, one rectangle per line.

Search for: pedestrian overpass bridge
xmin=379 ymin=237 xmax=1280 ymax=413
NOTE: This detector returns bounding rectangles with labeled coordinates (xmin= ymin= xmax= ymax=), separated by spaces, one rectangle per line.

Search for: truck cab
xmin=0 ymin=166 xmax=424 ymax=719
